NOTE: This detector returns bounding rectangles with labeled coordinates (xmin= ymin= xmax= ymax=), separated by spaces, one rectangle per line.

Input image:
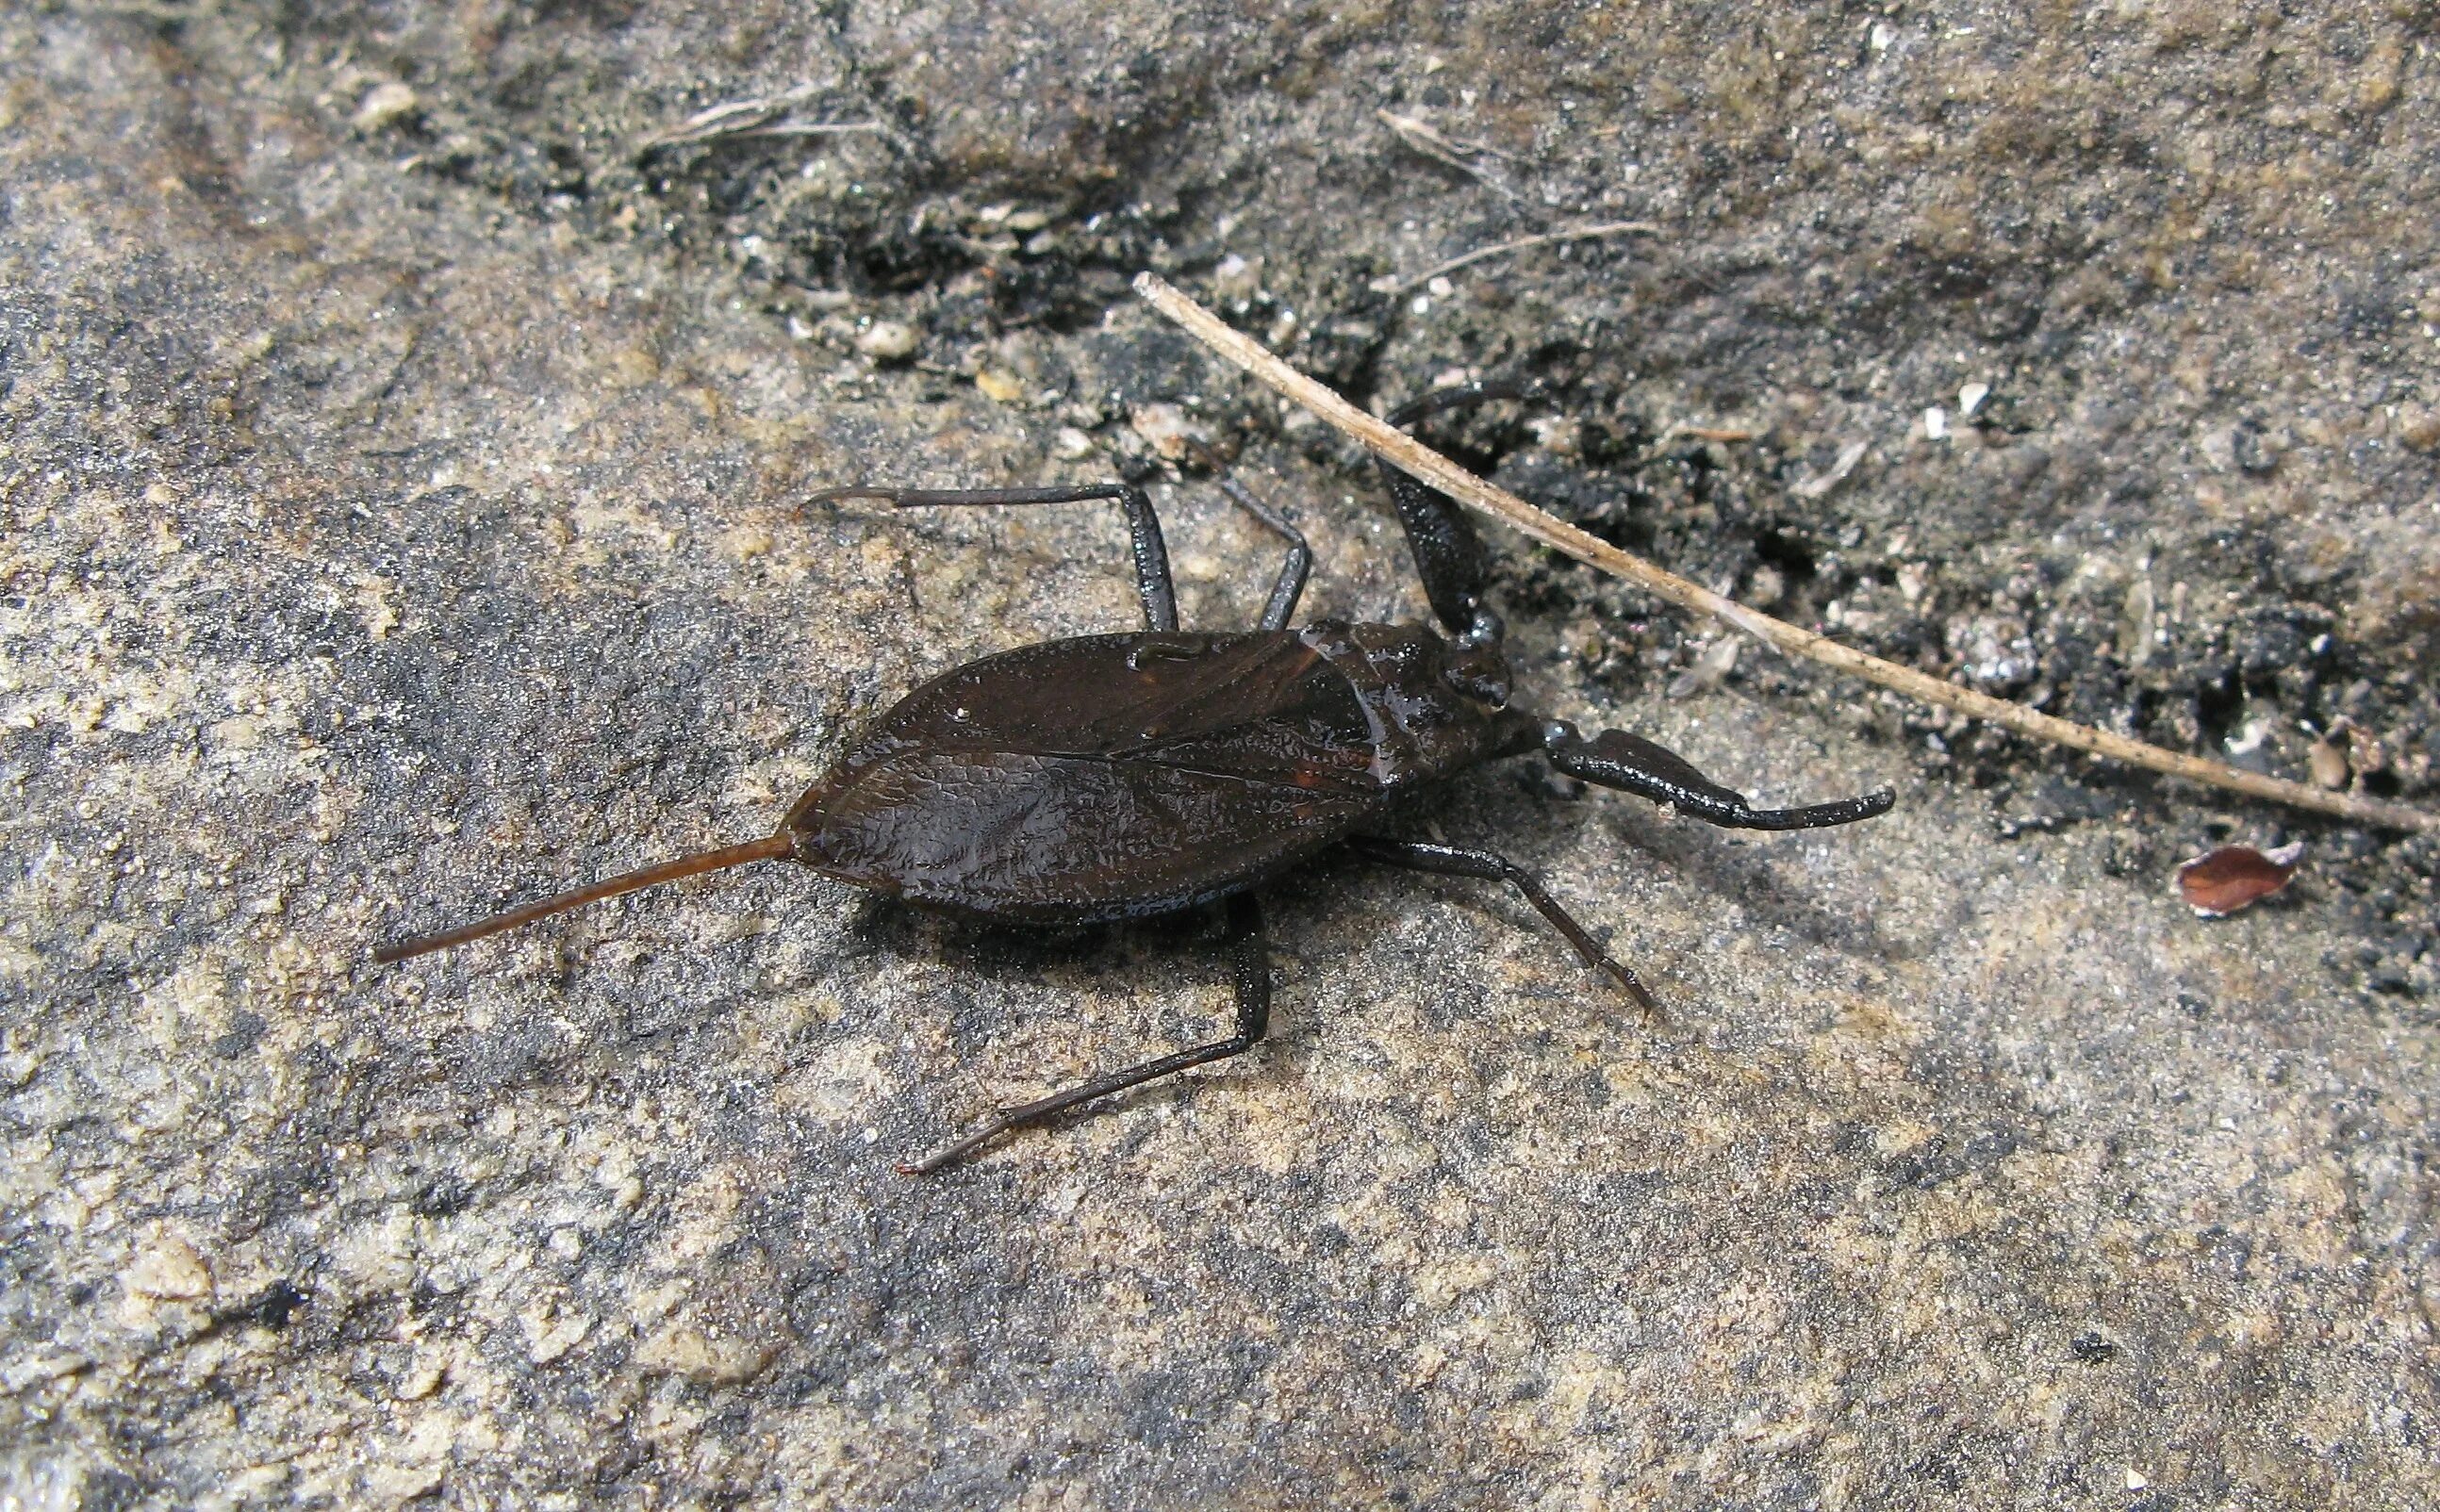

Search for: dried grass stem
xmin=1133 ymin=271 xmax=2439 ymax=836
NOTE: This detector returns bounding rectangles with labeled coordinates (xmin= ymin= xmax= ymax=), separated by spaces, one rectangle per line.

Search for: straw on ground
xmin=1133 ymin=271 xmax=2439 ymax=836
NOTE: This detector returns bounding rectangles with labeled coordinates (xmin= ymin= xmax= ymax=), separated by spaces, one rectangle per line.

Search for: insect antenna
xmin=373 ymin=833 xmax=797 ymax=963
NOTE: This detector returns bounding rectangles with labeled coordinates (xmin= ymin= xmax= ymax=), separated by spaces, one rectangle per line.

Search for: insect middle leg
xmin=808 ymin=483 xmax=1179 ymax=632
xmin=1209 ymin=473 xmax=1311 ymax=631
xmin=899 ymin=893 xmax=1273 ymax=1174
xmin=1345 ymin=835 xmax=1660 ymax=1020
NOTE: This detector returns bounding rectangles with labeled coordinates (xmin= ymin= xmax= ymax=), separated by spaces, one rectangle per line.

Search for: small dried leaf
xmin=2175 ymin=842 xmax=2303 ymax=917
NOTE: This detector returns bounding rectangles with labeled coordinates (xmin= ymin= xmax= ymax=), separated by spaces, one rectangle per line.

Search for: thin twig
xmin=737 ymin=121 xmax=884 ymax=140
xmin=1375 ymin=221 xmax=1661 ymax=296
xmin=1377 ymin=109 xmax=1518 ymax=163
xmin=1790 ymin=439 xmax=1869 ymax=501
xmin=636 ymin=85 xmax=883 ymax=155
xmin=1132 ymin=271 xmax=2440 ymax=836
xmin=1376 ymin=109 xmax=1522 ymax=202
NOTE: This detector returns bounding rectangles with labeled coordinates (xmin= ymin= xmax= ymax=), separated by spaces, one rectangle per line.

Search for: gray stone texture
xmin=3 ymin=3 xmax=2435 ymax=1507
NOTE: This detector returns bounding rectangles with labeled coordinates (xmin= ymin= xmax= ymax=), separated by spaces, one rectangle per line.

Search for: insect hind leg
xmin=1346 ymin=834 xmax=1660 ymax=1021
xmin=899 ymin=894 xmax=1272 ymax=1174
xmin=809 ymin=483 xmax=1179 ymax=632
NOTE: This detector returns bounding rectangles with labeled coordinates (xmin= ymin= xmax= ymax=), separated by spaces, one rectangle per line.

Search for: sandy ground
xmin=3 ymin=4 xmax=2435 ymax=1507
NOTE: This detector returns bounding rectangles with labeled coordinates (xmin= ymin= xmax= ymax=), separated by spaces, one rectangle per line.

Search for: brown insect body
xmin=377 ymin=381 xmax=1894 ymax=1171
xmin=787 ymin=623 xmax=1537 ymax=924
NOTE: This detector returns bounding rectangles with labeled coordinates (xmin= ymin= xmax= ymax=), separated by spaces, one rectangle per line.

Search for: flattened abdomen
xmin=804 ymin=748 xmax=1370 ymax=921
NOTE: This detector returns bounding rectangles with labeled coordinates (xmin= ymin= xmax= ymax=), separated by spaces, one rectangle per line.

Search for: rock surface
xmin=3 ymin=4 xmax=2435 ymax=1507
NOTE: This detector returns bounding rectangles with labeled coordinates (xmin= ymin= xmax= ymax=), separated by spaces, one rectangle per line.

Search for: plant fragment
xmin=2175 ymin=843 xmax=2304 ymax=917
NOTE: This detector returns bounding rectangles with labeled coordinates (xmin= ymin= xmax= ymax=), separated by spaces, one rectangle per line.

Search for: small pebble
xmin=2396 ymin=405 xmax=2440 ymax=452
xmin=352 ymin=82 xmax=419 ymax=133
xmin=2308 ymin=737 xmax=2349 ymax=790
xmin=854 ymin=321 xmax=920 ymax=361
xmin=124 ymin=1233 xmax=212 ymax=1299
xmin=2231 ymin=420 xmax=2282 ymax=475
xmin=1129 ymin=403 xmax=1200 ymax=461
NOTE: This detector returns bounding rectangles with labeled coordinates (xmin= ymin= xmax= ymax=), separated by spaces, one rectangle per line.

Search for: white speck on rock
xmin=854 ymin=321 xmax=920 ymax=361
xmin=352 ymin=81 xmax=419 ymax=133
xmin=124 ymin=1230 xmax=212 ymax=1299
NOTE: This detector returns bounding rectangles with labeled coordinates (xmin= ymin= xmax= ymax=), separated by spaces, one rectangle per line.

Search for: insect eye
xmin=1443 ymin=660 xmax=1509 ymax=707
